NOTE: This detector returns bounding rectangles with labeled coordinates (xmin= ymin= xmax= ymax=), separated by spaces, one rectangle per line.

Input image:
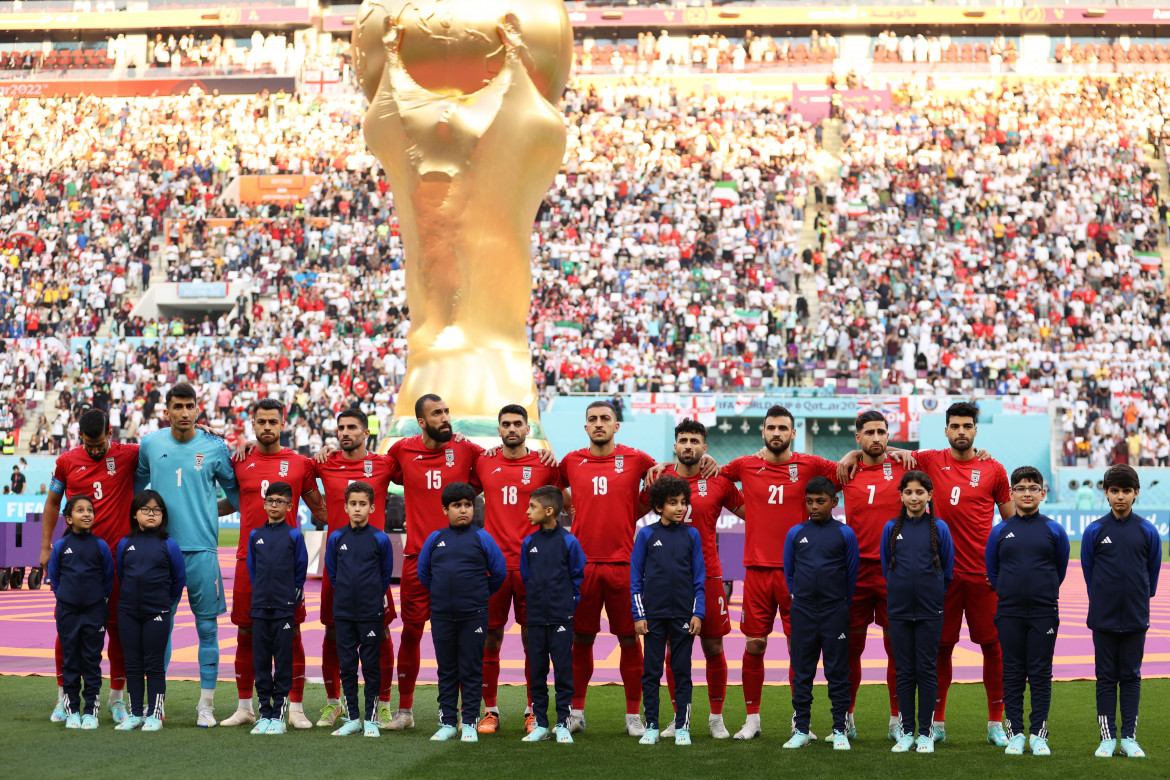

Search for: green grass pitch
xmin=2 ymin=677 xmax=1165 ymax=779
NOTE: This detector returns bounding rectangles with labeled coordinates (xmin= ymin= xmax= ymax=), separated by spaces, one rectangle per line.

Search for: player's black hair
xmin=414 ymin=393 xmax=444 ymax=421
xmin=78 ymin=408 xmax=109 ymax=439
xmin=165 ymin=382 xmax=197 ymax=406
xmin=805 ymin=476 xmax=837 ymax=499
xmin=889 ymin=471 xmax=938 ymax=571
xmin=441 ymin=481 xmax=477 ymax=508
xmin=498 ymin=404 xmax=528 ymax=423
xmin=344 ymin=480 xmax=375 ymax=503
xmin=648 ymin=475 xmax=690 ymax=513
xmin=129 ymin=489 xmax=169 ymax=538
xmin=530 ymin=485 xmax=564 ymax=516
xmin=674 ymin=418 xmax=708 ymax=441
xmin=1102 ymin=465 xmax=1140 ymax=491
xmin=1010 ymin=466 xmax=1045 ymax=488
xmin=945 ymin=401 xmax=980 ymax=425
xmin=336 ymin=407 xmax=367 ymax=428
xmin=62 ymin=494 xmax=94 ymax=530
xmin=266 ymin=481 xmax=294 ymax=501
xmin=253 ymin=398 xmax=285 ymax=418
xmin=585 ymin=400 xmax=618 ymax=418
xmin=765 ymin=404 xmax=795 ymax=426
xmin=855 ymin=410 xmax=887 ymax=431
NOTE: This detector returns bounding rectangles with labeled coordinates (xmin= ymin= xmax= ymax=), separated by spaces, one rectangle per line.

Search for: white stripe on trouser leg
xmin=682 ymin=703 xmax=691 ymax=731
xmin=1038 ymin=720 xmax=1047 ymax=740
xmin=1099 ymin=715 xmax=1111 ymax=740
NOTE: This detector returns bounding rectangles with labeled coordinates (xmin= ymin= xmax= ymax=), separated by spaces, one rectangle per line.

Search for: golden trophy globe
xmin=353 ymin=0 xmax=571 ymax=448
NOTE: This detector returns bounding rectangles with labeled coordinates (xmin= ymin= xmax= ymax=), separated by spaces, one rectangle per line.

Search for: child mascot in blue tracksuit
xmin=985 ymin=466 xmax=1069 ymax=757
xmin=418 ymin=481 xmax=507 ymax=743
xmin=115 ymin=490 xmax=185 ymax=731
xmin=48 ymin=495 xmax=114 ymax=729
xmin=520 ymin=486 xmax=586 ymax=744
xmin=783 ymin=476 xmax=859 ymax=751
xmin=246 ymin=481 xmax=308 ymax=735
xmin=630 ymin=475 xmax=706 ymax=746
xmin=882 ymin=470 xmax=954 ymax=754
xmin=1081 ymin=464 xmax=1161 ymax=759
xmin=324 ymin=481 xmax=395 ymax=738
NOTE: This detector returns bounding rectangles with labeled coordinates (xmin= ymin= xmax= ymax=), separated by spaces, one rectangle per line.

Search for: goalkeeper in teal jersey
xmin=135 ymin=383 xmax=240 ymax=728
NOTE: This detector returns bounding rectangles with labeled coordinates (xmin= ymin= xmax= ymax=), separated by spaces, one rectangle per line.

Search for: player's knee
xmin=195 ymin=618 xmax=217 ymax=642
xmin=485 ymin=628 xmax=505 ymax=648
xmin=238 ymin=625 xmax=252 ymax=636
xmin=616 ymin=634 xmax=637 ymax=646
xmin=745 ymin=637 xmax=767 ymax=655
xmin=324 ymin=626 xmax=336 ymax=641
xmin=701 ymin=638 xmax=723 ymax=657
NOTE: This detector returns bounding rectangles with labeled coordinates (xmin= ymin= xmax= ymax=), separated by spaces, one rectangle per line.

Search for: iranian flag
xmin=734 ymin=309 xmax=764 ymax=326
xmin=554 ymin=320 xmax=584 ymax=337
xmin=1136 ymin=251 xmax=1161 ymax=273
xmin=846 ymin=200 xmax=868 ymax=217
xmin=711 ymin=180 xmax=740 ymax=207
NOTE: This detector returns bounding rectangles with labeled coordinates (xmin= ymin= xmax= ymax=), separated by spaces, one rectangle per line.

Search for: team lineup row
xmin=40 ymin=389 xmax=1161 ymax=756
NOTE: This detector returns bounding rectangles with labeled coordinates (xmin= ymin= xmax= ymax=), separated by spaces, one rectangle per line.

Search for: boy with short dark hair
xmin=630 ymin=475 xmax=705 ymax=746
xmin=782 ymin=476 xmax=858 ymax=751
xmin=246 ymin=481 xmax=308 ymax=735
xmin=1081 ymin=465 xmax=1161 ymax=758
xmin=419 ymin=482 xmax=507 ymax=743
xmin=985 ymin=466 xmax=1069 ymax=756
xmin=324 ymin=481 xmax=394 ymax=738
xmin=520 ymin=486 xmax=586 ymax=744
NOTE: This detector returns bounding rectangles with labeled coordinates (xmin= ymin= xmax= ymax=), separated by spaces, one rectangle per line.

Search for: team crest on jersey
xmin=882 ymin=463 xmax=893 ymax=481
xmin=615 ymin=456 xmax=625 ymax=473
xmin=194 ymin=453 xmax=205 ymax=471
xmin=106 ymin=457 xmax=116 ymax=476
xmin=364 ymin=461 xmax=373 ymax=478
xmin=697 ymin=479 xmax=708 ymax=496
xmin=522 ymin=466 xmax=532 ymax=485
xmin=970 ymin=469 xmax=981 ymax=487
xmin=279 ymin=460 xmax=289 ymax=477
xmin=788 ymin=464 xmax=799 ymax=482
xmin=445 ymin=450 xmax=455 ymax=468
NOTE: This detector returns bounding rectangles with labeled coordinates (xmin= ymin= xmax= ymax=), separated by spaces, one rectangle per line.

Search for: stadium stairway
xmin=1154 ymin=148 xmax=1170 ymax=276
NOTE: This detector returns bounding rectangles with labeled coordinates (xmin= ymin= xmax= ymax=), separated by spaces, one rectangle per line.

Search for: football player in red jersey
xmin=314 ymin=408 xmax=400 ymax=729
xmin=218 ymin=399 xmax=327 ymax=730
xmin=642 ymin=419 xmax=744 ymax=740
xmin=559 ymin=400 xmax=657 ymax=736
xmin=472 ymin=404 xmax=562 ymax=735
xmin=40 ymin=409 xmax=137 ymax=724
xmin=720 ymin=405 xmax=839 ymax=741
xmin=383 ymin=394 xmax=486 ymax=732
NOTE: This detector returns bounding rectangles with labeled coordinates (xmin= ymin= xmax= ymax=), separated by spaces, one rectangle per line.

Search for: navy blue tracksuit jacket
xmin=1082 ymin=511 xmax=1162 ymax=633
xmin=325 ymin=523 xmax=395 ymax=621
xmin=48 ymin=530 xmax=114 ymax=717
xmin=248 ymin=521 xmax=308 ymax=721
xmin=880 ymin=515 xmax=955 ymax=620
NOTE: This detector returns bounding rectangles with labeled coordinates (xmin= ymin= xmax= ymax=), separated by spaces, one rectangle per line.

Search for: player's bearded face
xmin=80 ymin=433 xmax=109 ymax=460
xmin=946 ymin=419 xmax=976 ymax=452
xmin=675 ymin=437 xmax=704 ymax=466
xmin=426 ymin=421 xmax=454 ymax=443
xmin=764 ymin=432 xmax=792 ymax=455
xmin=338 ymin=425 xmax=366 ymax=452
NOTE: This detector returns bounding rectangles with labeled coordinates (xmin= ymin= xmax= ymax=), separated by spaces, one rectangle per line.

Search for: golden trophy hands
xmin=354 ymin=0 xmax=571 ymax=428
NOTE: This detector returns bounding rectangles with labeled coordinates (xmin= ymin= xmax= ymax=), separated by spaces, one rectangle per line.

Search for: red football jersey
xmin=721 ymin=453 xmax=838 ymax=568
xmin=474 ymin=451 xmax=563 ymax=570
xmin=640 ymin=465 xmax=743 ymax=580
xmin=49 ymin=442 xmax=140 ymax=550
xmin=316 ymin=451 xmax=397 ymax=533
xmin=559 ymin=444 xmax=656 ymax=563
xmin=388 ymin=435 xmax=484 ymax=556
xmin=914 ymin=449 xmax=1010 ymax=575
xmin=842 ymin=458 xmax=907 ymax=561
xmin=232 ymin=448 xmax=318 ymax=560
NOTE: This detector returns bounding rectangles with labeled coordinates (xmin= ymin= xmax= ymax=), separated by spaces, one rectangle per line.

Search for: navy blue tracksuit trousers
xmin=1093 ymin=630 xmax=1146 ymax=740
xmin=253 ymin=616 xmax=295 ymax=721
xmin=432 ymin=615 xmax=488 ymax=727
xmin=996 ymin=614 xmax=1059 ymax=737
xmin=642 ymin=617 xmax=695 ymax=730
xmin=118 ymin=608 xmax=169 ymax=718
xmin=790 ymin=602 xmax=850 ymax=735
xmin=57 ymin=602 xmax=108 ymax=717
xmin=527 ymin=623 xmax=574 ymax=729
xmin=888 ymin=618 xmax=943 ymax=737
xmin=336 ymin=619 xmax=381 ymax=721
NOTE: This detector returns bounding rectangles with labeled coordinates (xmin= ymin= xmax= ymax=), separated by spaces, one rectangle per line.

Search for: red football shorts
xmin=849 ymin=559 xmax=888 ymax=632
xmin=739 ymin=566 xmax=791 ymax=638
xmin=574 ymin=562 xmax=635 ymax=637
xmin=398 ymin=555 xmax=430 ymax=627
xmin=488 ymin=569 xmax=527 ymax=631
xmin=941 ymin=571 xmax=999 ymax=646
xmin=700 ymin=576 xmax=732 ymax=639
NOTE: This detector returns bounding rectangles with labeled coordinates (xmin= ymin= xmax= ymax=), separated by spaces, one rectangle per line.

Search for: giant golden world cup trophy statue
xmin=353 ymin=0 xmax=571 ymax=445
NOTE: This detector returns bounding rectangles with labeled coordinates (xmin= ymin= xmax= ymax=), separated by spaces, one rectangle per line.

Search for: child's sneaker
xmin=1118 ymin=738 xmax=1145 ymax=758
xmin=332 ymin=719 xmax=363 ymax=736
xmin=430 ymin=724 xmax=458 ymax=741
xmin=460 ymin=724 xmax=478 ymax=743
xmin=891 ymin=734 xmax=916 ymax=753
xmin=1095 ymin=738 xmax=1117 ymax=757
xmin=65 ymin=713 xmax=82 ymax=729
xmin=109 ymin=699 xmax=129 ymax=724
xmin=709 ymin=714 xmax=730 ymax=739
xmin=51 ymin=697 xmax=67 ymax=723
xmin=638 ymin=727 xmax=660 ymax=745
xmin=522 ymin=726 xmax=550 ymax=742
xmin=916 ymin=735 xmax=935 ymax=753
xmin=266 ymin=719 xmax=287 ymax=735
xmin=141 ymin=716 xmax=163 ymax=732
xmin=250 ymin=718 xmax=271 ymax=735
xmin=555 ymin=724 xmax=574 ymax=744
xmin=987 ymin=722 xmax=1008 ymax=746
xmin=932 ymin=721 xmax=947 ymax=743
xmin=674 ymin=728 xmax=691 ymax=746
xmin=844 ymin=712 xmax=857 ymax=740
xmin=114 ymin=715 xmax=144 ymax=731
xmin=782 ymin=732 xmax=810 ymax=749
xmin=1029 ymin=735 xmax=1051 ymax=756
xmin=316 ymin=702 xmax=344 ymax=728
xmin=363 ymin=720 xmax=380 ymax=738
xmin=80 ymin=714 xmax=99 ymax=730
xmin=625 ymin=714 xmax=646 ymax=737
xmin=1005 ymin=734 xmax=1026 ymax=755
xmin=832 ymin=730 xmax=851 ymax=750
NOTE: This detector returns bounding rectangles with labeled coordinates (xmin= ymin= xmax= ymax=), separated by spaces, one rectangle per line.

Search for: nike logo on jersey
xmin=492 ymin=468 xmax=502 ymax=475
xmin=340 ymin=544 xmax=348 ymax=550
xmin=474 ymin=627 xmax=483 ymax=634
xmin=1005 ymin=532 xmax=1015 ymax=539
xmin=78 ymin=466 xmax=87 ymax=472
xmin=245 ymin=463 xmax=256 ymax=470
xmin=556 ymin=626 xmax=566 ymax=632
xmin=153 ymin=615 xmax=164 ymax=622
xmin=256 ymin=539 xmax=264 ymax=545
xmin=1102 ymin=536 xmax=1112 ymax=544
xmin=414 ymin=455 xmax=425 ymax=460
xmin=367 ymin=631 xmax=377 ymax=637
xmin=940 ymin=466 xmax=952 ymax=471
xmin=1046 ymin=628 xmax=1055 ymax=635
xmin=529 ymin=547 xmax=538 ymax=553
xmin=653 ymin=540 xmax=663 ymax=547
xmin=798 ymin=537 xmax=808 ymax=544
xmin=580 ymin=459 xmax=588 ymax=465
xmin=437 ymin=541 xmax=446 ymax=547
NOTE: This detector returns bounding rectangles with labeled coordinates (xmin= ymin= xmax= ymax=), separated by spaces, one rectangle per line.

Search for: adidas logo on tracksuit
xmin=367 ymin=631 xmax=376 ymax=637
xmin=1005 ymin=532 xmax=1015 ymax=539
xmin=256 ymin=539 xmax=264 ymax=545
xmin=437 ymin=541 xmax=446 ymax=547
xmin=653 ymin=540 xmax=663 ymax=547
